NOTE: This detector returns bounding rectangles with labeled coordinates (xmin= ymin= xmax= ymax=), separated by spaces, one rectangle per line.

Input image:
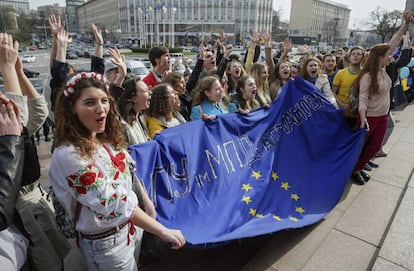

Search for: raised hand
xmin=261 ymin=29 xmax=271 ymax=45
xmin=108 ymin=47 xmax=126 ymax=85
xmin=49 ymin=14 xmax=65 ymax=37
xmin=249 ymin=30 xmax=260 ymax=45
xmin=0 ymin=94 xmax=21 ymax=136
xmin=0 ymin=33 xmax=18 ymax=69
xmin=92 ymin=24 xmax=103 ymax=45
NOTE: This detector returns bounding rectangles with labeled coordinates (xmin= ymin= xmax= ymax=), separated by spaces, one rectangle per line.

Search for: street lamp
xmin=171 ymin=6 xmax=177 ymax=48
xmin=333 ymin=17 xmax=340 ymax=47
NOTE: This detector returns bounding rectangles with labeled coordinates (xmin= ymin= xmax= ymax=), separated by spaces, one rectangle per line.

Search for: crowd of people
xmin=0 ymin=9 xmax=413 ymax=270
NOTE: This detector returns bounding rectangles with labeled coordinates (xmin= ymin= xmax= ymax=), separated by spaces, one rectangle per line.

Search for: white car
xmin=125 ymin=60 xmax=149 ymax=79
xmin=22 ymin=54 xmax=36 ymax=63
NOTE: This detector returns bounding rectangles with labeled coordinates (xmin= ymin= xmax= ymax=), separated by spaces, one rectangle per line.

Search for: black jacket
xmin=0 ymin=135 xmax=24 ymax=230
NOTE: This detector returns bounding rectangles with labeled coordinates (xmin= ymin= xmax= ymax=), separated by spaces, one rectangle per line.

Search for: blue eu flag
xmin=129 ymin=77 xmax=366 ymax=246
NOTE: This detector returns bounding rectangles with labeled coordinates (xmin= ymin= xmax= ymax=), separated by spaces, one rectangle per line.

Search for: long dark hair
xmin=146 ymin=83 xmax=175 ymax=119
xmin=118 ymin=77 xmax=141 ymax=126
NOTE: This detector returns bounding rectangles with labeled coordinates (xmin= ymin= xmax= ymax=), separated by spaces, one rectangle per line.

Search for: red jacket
xmin=143 ymin=71 xmax=160 ymax=90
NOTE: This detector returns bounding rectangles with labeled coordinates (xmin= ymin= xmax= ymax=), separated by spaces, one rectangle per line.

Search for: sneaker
xmin=368 ymin=161 xmax=379 ymax=168
xmin=352 ymin=172 xmax=365 ymax=185
xmin=363 ymin=164 xmax=372 ymax=171
xmin=360 ymin=171 xmax=370 ymax=182
xmin=375 ymin=150 xmax=388 ymax=158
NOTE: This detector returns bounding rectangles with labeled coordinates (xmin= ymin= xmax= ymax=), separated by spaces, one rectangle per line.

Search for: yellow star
xmin=273 ymin=215 xmax=282 ymax=221
xmin=289 ymin=216 xmax=299 ymax=222
xmin=295 ymin=207 xmax=305 ymax=214
xmin=249 ymin=208 xmax=257 ymax=216
xmin=281 ymin=182 xmax=290 ymax=190
xmin=271 ymin=171 xmax=279 ymax=181
xmin=242 ymin=196 xmax=252 ymax=205
xmin=241 ymin=183 xmax=252 ymax=192
xmin=290 ymin=193 xmax=300 ymax=201
xmin=252 ymin=170 xmax=261 ymax=180
xmin=256 ymin=213 xmax=264 ymax=218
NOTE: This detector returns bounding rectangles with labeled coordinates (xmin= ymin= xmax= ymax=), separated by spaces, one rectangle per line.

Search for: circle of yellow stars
xmin=240 ymin=170 xmax=305 ymax=223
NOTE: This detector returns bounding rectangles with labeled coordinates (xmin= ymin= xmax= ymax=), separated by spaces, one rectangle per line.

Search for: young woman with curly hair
xmin=145 ymin=83 xmax=186 ymax=139
xmin=50 ymin=72 xmax=185 ymax=271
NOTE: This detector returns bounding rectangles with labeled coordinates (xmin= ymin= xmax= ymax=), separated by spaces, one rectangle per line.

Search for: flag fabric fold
xmin=129 ymin=77 xmax=366 ymax=246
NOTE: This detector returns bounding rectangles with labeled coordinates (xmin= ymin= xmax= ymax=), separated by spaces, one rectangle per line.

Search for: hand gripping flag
xmin=129 ymin=77 xmax=366 ymax=246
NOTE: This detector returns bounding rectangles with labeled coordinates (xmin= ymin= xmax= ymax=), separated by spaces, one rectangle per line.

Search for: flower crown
xmin=64 ymin=72 xmax=109 ymax=98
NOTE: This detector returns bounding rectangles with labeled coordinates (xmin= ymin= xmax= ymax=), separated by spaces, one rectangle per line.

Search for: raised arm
xmin=108 ymin=47 xmax=127 ymax=87
xmin=0 ymin=80 xmax=24 ymax=230
xmin=48 ymin=14 xmax=65 ymax=68
xmin=388 ymin=11 xmax=414 ymax=51
xmin=92 ymin=24 xmax=104 ymax=59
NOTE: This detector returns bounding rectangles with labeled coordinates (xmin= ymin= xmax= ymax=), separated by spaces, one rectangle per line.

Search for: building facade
xmin=0 ymin=0 xmax=29 ymax=14
xmin=289 ymin=0 xmax=350 ymax=47
xmin=66 ymin=0 xmax=85 ymax=33
xmin=117 ymin=0 xmax=273 ymax=47
xmin=77 ymin=0 xmax=120 ymax=43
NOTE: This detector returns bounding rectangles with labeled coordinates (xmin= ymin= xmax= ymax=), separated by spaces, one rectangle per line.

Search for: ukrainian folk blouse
xmin=49 ymin=144 xmax=138 ymax=234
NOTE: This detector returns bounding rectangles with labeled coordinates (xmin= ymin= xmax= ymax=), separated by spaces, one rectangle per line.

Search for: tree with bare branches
xmin=368 ymin=7 xmax=403 ymax=43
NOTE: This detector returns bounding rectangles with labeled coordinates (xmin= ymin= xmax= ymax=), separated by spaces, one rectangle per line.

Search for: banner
xmin=130 ymin=77 xmax=366 ymax=246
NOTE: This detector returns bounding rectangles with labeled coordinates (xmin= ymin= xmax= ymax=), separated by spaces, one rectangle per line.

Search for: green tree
xmin=368 ymin=7 xmax=402 ymax=43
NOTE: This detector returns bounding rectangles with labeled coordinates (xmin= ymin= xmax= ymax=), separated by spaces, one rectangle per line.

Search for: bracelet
xmin=96 ymin=42 xmax=103 ymax=46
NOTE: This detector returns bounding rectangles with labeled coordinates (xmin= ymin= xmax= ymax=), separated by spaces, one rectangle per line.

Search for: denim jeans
xmin=79 ymin=224 xmax=141 ymax=271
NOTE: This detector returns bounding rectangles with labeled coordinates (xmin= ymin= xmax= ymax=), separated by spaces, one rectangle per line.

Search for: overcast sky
xmin=274 ymin=0 xmax=407 ymax=29
xmin=29 ymin=0 xmax=408 ymax=29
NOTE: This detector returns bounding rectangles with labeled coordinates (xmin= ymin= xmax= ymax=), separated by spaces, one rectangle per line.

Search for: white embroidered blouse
xmin=49 ymin=144 xmax=138 ymax=234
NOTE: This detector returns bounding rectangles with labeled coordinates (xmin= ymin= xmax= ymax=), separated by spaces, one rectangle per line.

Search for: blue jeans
xmin=79 ymin=224 xmax=140 ymax=271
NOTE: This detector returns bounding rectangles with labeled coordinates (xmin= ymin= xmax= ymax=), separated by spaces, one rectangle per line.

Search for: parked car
xmin=125 ymin=60 xmax=149 ymax=79
xmin=21 ymin=54 xmax=36 ymax=63
xmin=23 ymin=68 xmax=40 ymax=78
xmin=28 ymin=77 xmax=44 ymax=93
xmin=66 ymin=51 xmax=78 ymax=59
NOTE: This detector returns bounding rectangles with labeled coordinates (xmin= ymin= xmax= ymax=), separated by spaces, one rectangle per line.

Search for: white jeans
xmin=0 ymin=224 xmax=29 ymax=271
xmin=79 ymin=225 xmax=142 ymax=271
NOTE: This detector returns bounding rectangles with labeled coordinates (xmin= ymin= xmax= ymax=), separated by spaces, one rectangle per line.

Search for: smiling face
xmin=260 ymin=66 xmax=269 ymax=83
xmin=72 ymin=87 xmax=110 ymax=138
xmin=165 ymin=85 xmax=180 ymax=109
xmin=132 ymin=80 xmax=151 ymax=112
xmin=205 ymin=79 xmax=223 ymax=103
xmin=175 ymin=76 xmax=186 ymax=96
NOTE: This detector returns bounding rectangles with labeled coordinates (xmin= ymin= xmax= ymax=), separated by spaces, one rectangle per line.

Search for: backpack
xmin=48 ymin=188 xmax=81 ymax=239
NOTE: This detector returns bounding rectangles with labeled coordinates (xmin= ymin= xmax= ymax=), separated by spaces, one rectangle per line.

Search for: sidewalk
xmin=242 ymin=102 xmax=414 ymax=271
xmin=36 ymin=102 xmax=414 ymax=271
